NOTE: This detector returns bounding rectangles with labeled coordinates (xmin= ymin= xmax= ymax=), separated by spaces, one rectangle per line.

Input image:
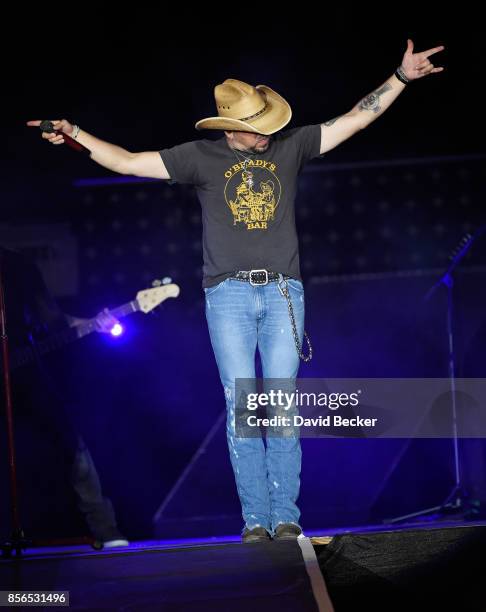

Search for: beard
xmin=247 ymin=137 xmax=272 ymax=154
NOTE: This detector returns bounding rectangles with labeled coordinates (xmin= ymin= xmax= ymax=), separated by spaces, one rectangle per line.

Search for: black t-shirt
xmin=159 ymin=124 xmax=321 ymax=287
xmin=0 ymin=248 xmax=81 ymax=455
xmin=0 ymin=248 xmax=67 ymax=348
xmin=0 ymin=247 xmax=79 ymax=417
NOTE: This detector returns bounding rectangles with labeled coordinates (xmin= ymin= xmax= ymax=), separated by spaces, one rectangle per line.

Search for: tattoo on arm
xmin=323 ymin=116 xmax=341 ymax=127
xmin=358 ymin=83 xmax=392 ymax=114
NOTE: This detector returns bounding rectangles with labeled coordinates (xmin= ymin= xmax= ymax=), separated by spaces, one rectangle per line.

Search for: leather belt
xmin=230 ymin=269 xmax=290 ymax=286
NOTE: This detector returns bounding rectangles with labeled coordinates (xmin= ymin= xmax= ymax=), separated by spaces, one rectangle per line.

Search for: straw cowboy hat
xmin=195 ymin=79 xmax=292 ymax=135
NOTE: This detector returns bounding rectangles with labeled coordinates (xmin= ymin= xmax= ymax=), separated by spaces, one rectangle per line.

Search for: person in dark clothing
xmin=0 ymin=247 xmax=128 ymax=546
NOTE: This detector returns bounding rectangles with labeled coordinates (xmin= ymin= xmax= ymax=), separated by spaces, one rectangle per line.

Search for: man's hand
xmin=400 ymin=39 xmax=445 ymax=81
xmin=26 ymin=119 xmax=74 ymax=145
xmin=93 ymin=308 xmax=120 ymax=334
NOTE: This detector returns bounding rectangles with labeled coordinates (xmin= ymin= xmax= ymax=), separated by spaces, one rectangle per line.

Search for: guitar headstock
xmin=135 ymin=284 xmax=180 ymax=313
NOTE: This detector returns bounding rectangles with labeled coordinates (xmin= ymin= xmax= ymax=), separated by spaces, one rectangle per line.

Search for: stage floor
xmin=2 ymin=520 xmax=485 ymax=611
xmin=4 ymin=516 xmax=484 ymax=557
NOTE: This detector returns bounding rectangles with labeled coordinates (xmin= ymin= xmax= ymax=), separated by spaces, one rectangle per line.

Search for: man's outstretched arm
xmin=319 ymin=39 xmax=445 ymax=155
xmin=26 ymin=119 xmax=170 ymax=179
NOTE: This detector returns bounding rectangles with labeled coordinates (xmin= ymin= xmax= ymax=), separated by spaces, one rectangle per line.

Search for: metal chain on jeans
xmin=278 ymin=277 xmax=313 ymax=362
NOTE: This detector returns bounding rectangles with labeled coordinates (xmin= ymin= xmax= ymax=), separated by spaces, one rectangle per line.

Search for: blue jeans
xmin=204 ymin=276 xmax=305 ymax=534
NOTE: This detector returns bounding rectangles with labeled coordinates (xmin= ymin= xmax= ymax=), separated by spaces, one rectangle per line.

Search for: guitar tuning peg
xmin=152 ymin=279 xmax=162 ymax=287
xmin=161 ymin=277 xmax=172 ymax=285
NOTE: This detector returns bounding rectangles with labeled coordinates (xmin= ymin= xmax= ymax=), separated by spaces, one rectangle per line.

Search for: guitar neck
xmin=75 ymin=300 xmax=139 ymax=339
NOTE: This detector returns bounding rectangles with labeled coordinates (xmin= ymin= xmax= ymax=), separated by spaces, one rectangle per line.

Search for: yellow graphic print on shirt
xmin=224 ymin=159 xmax=281 ymax=230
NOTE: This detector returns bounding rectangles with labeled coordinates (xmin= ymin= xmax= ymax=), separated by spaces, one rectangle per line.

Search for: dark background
xmin=3 ymin=12 xmax=482 ymax=182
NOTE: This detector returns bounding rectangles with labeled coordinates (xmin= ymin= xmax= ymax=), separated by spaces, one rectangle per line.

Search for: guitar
xmin=9 ymin=283 xmax=180 ymax=371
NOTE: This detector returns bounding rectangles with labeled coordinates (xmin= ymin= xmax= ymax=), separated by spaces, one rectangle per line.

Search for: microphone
xmin=39 ymin=120 xmax=91 ymax=155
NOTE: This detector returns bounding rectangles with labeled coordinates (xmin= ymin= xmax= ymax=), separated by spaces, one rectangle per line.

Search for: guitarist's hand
xmin=94 ymin=308 xmax=120 ymax=334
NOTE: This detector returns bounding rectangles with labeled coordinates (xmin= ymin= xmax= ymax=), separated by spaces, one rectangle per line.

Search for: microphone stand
xmin=0 ymin=253 xmax=26 ymax=555
xmin=388 ymin=226 xmax=486 ymax=524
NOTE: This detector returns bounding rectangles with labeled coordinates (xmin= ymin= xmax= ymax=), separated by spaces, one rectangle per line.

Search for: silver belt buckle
xmin=249 ymin=269 xmax=269 ymax=286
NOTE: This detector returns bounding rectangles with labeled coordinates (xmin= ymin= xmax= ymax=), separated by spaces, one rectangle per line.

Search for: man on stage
xmin=28 ymin=39 xmax=444 ymax=542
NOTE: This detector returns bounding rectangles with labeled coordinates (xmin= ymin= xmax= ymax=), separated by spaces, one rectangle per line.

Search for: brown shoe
xmin=242 ymin=526 xmax=271 ymax=543
xmin=274 ymin=523 xmax=303 ymax=540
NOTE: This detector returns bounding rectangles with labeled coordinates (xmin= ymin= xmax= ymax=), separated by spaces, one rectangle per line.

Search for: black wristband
xmin=395 ymin=66 xmax=410 ymax=85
